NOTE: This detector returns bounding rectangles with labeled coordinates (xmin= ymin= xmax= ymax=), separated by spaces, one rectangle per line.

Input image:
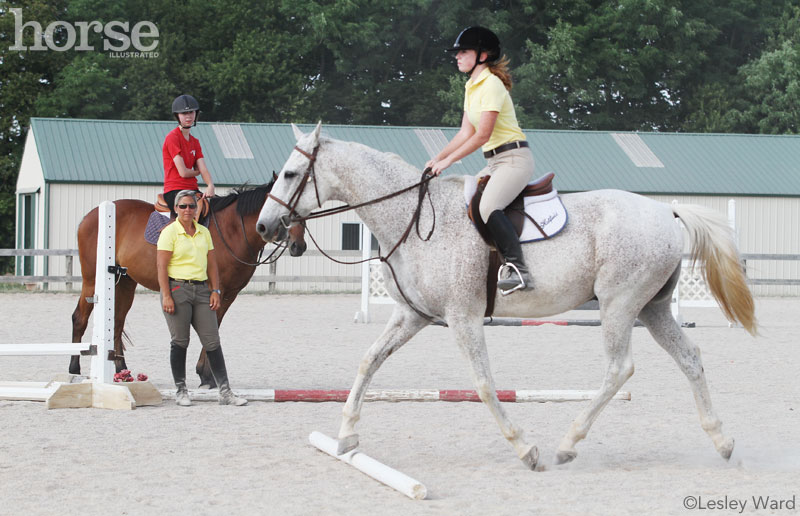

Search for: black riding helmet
xmin=447 ymin=26 xmax=501 ymax=75
xmin=172 ymin=94 xmax=200 ymax=127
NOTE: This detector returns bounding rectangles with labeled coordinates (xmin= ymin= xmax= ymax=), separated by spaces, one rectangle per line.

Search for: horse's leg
xmin=69 ymin=279 xmax=96 ymax=375
xmin=336 ymin=305 xmax=429 ymax=454
xmin=450 ymin=316 xmax=538 ymax=470
xmin=637 ymin=295 xmax=735 ymax=460
xmin=555 ymin=303 xmax=637 ymax=465
xmin=112 ymin=276 xmax=138 ymax=372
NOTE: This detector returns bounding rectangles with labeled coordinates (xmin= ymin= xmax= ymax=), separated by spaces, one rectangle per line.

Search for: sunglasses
xmin=177 ymin=204 xmax=197 ymax=210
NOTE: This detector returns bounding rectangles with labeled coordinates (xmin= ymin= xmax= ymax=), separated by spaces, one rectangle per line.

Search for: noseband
xmin=267 ymin=145 xmax=321 ymax=228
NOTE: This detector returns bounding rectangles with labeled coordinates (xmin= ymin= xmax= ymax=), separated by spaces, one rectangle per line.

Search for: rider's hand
xmin=428 ymin=157 xmax=452 ymax=176
xmin=203 ymin=185 xmax=215 ymax=198
xmin=209 ymin=291 xmax=220 ymax=311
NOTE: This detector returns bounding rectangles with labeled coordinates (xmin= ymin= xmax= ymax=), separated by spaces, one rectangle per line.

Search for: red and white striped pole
xmin=162 ymin=388 xmax=631 ymax=403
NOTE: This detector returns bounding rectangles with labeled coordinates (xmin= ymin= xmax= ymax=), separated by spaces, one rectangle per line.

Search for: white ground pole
xmin=309 ymin=431 xmax=427 ymax=500
xmin=0 ymin=201 xmax=161 ymax=409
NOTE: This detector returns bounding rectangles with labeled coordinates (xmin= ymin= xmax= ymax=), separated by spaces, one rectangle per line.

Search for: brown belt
xmin=484 ymin=140 xmax=529 ymax=158
xmin=169 ymin=277 xmax=206 ymax=285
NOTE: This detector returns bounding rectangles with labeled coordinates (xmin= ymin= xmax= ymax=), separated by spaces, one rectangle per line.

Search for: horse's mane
xmin=208 ymin=182 xmax=273 ymax=217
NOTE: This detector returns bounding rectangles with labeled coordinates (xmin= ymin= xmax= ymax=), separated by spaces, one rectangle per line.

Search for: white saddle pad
xmin=463 ymin=175 xmax=568 ymax=243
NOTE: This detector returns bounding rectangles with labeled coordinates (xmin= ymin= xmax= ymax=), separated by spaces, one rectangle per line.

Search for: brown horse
xmin=70 ymin=184 xmax=306 ymax=387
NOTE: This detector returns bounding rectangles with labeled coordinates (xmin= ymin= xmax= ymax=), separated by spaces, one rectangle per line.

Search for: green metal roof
xmin=28 ymin=118 xmax=800 ymax=196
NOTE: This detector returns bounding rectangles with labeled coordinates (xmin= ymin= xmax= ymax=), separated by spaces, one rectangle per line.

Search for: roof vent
xmin=611 ymin=133 xmax=664 ymax=168
xmin=212 ymin=124 xmax=254 ymax=159
xmin=414 ymin=129 xmax=450 ymax=159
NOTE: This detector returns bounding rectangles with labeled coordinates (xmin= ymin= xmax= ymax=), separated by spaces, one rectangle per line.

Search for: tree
xmin=0 ymin=0 xmax=71 ymax=272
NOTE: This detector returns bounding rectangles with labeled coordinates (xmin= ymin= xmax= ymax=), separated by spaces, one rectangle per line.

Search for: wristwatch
xmin=211 ymin=289 xmax=221 ymax=294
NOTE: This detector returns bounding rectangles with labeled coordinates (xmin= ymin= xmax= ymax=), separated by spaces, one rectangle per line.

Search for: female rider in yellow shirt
xmin=426 ymin=26 xmax=535 ymax=293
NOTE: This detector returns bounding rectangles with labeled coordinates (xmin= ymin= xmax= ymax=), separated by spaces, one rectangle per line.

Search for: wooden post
xmin=268 ymin=261 xmax=277 ymax=293
xmin=65 ymin=255 xmax=73 ymax=292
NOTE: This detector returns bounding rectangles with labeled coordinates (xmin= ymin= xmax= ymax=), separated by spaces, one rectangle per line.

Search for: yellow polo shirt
xmin=156 ymin=220 xmax=214 ymax=281
xmin=463 ymin=68 xmax=526 ymax=152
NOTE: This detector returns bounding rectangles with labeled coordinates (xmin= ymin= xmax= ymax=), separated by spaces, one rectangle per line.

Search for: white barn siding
xmin=648 ymin=194 xmax=800 ymax=296
xmin=15 ymin=131 xmax=47 ymax=273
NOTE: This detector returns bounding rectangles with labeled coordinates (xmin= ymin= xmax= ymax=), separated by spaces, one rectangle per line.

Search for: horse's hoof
xmin=719 ymin=437 xmax=735 ymax=461
xmin=555 ymin=449 xmax=577 ymax=465
xmin=337 ymin=434 xmax=359 ymax=455
xmin=198 ymin=384 xmax=211 ymax=390
xmin=520 ymin=445 xmax=539 ymax=470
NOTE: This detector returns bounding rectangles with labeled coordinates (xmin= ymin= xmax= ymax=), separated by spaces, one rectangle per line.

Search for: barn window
xmin=342 ymin=223 xmax=360 ymax=250
xmin=341 ymin=223 xmax=379 ymax=251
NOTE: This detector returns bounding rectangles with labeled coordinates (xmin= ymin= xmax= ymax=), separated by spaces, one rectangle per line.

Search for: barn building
xmin=15 ymin=117 xmax=800 ymax=295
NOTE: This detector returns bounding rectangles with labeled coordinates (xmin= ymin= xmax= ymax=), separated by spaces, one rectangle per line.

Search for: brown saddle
xmin=468 ymin=172 xmax=555 ymax=246
xmin=468 ymin=172 xmax=555 ymax=316
xmin=155 ymin=192 xmax=210 ymax=221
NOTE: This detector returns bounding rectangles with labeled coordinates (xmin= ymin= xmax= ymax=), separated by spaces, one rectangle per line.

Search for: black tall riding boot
xmin=206 ymin=347 xmax=248 ymax=406
xmin=170 ymin=344 xmax=191 ymax=406
xmin=486 ymin=210 xmax=533 ymax=293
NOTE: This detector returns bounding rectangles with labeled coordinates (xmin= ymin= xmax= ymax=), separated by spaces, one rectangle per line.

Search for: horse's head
xmin=257 ymin=121 xmax=329 ymax=243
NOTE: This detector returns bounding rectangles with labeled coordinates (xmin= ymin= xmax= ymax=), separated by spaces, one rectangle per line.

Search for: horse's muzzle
xmin=256 ymin=219 xmax=286 ymax=243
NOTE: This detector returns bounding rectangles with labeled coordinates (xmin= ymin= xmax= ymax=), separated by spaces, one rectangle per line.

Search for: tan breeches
xmin=477 ymin=147 xmax=536 ymax=223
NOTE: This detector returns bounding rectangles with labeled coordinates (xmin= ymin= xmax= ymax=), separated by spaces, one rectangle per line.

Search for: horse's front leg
xmin=336 ymin=305 xmax=429 ymax=454
xmin=450 ymin=316 xmax=539 ymax=470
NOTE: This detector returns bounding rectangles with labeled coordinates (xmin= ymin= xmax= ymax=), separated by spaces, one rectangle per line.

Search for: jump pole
xmin=160 ymin=388 xmax=631 ymax=403
xmin=309 ymin=431 xmax=427 ymax=500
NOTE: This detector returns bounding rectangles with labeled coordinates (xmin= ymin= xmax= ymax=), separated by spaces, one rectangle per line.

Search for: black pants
xmin=163 ymin=190 xmax=181 ymax=218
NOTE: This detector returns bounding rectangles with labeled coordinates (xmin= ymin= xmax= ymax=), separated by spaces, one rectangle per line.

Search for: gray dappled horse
xmin=256 ymin=123 xmax=756 ymax=470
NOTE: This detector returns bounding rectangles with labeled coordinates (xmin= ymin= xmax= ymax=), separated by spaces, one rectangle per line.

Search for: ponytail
xmin=489 ymin=55 xmax=513 ymax=91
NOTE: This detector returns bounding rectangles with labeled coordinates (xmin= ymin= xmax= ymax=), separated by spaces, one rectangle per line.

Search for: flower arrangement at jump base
xmin=113 ymin=369 xmax=148 ymax=383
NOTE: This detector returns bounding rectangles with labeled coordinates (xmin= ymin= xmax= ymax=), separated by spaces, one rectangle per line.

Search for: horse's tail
xmin=671 ymin=204 xmax=757 ymax=336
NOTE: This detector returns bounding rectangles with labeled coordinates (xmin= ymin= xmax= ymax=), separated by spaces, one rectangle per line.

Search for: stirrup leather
xmin=498 ymin=262 xmax=527 ymax=296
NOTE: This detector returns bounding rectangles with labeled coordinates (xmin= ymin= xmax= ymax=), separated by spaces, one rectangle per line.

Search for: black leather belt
xmin=484 ymin=140 xmax=529 ymax=158
xmin=169 ymin=277 xmax=206 ymax=285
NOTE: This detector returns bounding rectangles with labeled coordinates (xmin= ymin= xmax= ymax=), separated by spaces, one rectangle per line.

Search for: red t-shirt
xmin=162 ymin=126 xmax=204 ymax=193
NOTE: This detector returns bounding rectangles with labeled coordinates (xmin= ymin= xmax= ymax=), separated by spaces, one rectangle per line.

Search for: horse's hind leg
xmin=70 ymin=279 xmax=96 ymax=375
xmin=556 ymin=305 xmax=637 ymax=465
xmin=637 ymin=296 xmax=735 ymax=461
xmin=336 ymin=305 xmax=429 ymax=454
xmin=451 ymin=316 xmax=538 ymax=469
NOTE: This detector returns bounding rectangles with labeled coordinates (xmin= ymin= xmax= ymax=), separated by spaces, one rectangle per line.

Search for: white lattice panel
xmin=369 ymin=263 xmax=395 ymax=304
xmin=678 ymin=260 xmax=717 ymax=307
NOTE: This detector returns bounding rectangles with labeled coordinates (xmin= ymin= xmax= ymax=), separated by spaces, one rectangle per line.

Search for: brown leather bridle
xmin=266 ymin=145 xmax=322 ymax=229
xmin=267 ymin=142 xmax=442 ymax=323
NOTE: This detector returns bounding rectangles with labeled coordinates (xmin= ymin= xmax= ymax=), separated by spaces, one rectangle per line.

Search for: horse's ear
xmin=311 ymin=121 xmax=322 ymax=145
xmin=272 ymin=171 xmax=278 ymax=181
xmin=291 ymin=123 xmax=304 ymax=141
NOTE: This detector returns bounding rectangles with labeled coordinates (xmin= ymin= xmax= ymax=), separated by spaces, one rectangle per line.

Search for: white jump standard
xmin=0 ymin=201 xmax=161 ymax=409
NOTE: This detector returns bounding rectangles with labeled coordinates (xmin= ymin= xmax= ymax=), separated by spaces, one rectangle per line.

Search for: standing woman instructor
xmin=157 ymin=190 xmax=247 ymax=407
xmin=426 ymin=26 xmax=535 ymax=293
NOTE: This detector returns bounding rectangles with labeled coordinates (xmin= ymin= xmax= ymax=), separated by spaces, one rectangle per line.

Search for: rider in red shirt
xmin=162 ymin=94 xmax=216 ymax=216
